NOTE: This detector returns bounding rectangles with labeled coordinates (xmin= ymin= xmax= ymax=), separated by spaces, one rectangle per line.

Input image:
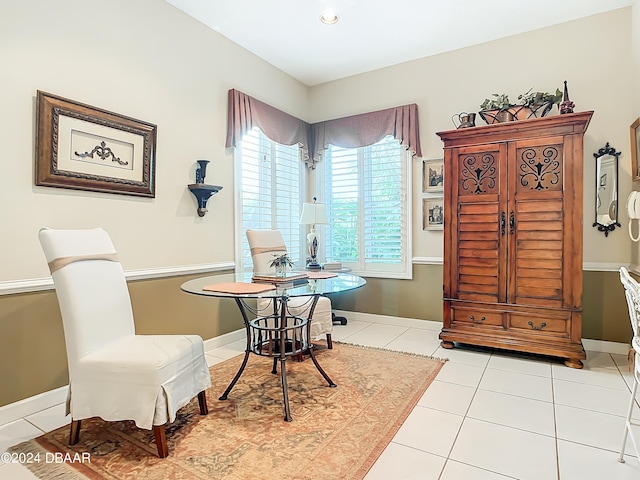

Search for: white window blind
xmin=235 ymin=127 xmax=304 ymax=271
xmin=317 ymin=135 xmax=411 ymax=278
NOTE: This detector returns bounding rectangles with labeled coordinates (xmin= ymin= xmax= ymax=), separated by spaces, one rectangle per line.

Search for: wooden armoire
xmin=437 ymin=111 xmax=593 ymax=368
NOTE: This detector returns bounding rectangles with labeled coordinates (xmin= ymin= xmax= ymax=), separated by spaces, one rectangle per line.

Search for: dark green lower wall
xmin=0 ymin=266 xmax=632 ymax=408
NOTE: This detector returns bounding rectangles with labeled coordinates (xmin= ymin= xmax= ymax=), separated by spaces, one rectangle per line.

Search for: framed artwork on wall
xmin=35 ymin=90 xmax=157 ymax=197
xmin=631 ymin=117 xmax=640 ymax=181
xmin=423 ymin=197 xmax=444 ymax=230
xmin=423 ymin=159 xmax=444 ymax=193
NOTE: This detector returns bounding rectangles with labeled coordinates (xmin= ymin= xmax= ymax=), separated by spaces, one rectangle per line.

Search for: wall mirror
xmin=593 ymin=143 xmax=621 ymax=237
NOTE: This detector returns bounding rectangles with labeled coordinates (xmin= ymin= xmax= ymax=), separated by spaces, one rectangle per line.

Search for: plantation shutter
xmin=321 ymin=136 xmax=410 ymax=278
xmin=238 ymin=128 xmax=304 ymax=271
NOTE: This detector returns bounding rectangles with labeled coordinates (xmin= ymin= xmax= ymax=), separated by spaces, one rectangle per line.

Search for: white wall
xmin=0 ymin=0 xmax=308 ymax=282
xmin=309 ymin=8 xmax=635 ymax=266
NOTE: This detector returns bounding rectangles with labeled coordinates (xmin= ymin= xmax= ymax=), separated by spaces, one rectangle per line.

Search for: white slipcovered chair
xmin=619 ymin=266 xmax=640 ymax=463
xmin=246 ymin=229 xmax=333 ymax=349
xmin=38 ymin=227 xmax=211 ymax=458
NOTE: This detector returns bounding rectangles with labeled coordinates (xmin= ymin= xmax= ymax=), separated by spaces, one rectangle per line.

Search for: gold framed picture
xmin=35 ymin=90 xmax=157 ymax=197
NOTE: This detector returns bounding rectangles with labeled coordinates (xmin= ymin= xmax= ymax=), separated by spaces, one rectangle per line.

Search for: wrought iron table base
xmin=218 ymin=295 xmax=336 ymax=422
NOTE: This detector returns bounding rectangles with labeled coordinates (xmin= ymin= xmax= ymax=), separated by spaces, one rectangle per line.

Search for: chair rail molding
xmin=0 ymin=261 xmax=236 ymax=295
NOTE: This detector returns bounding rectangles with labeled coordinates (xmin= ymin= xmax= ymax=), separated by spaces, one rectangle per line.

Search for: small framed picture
xmin=423 ymin=197 xmax=444 ymax=230
xmin=631 ymin=117 xmax=640 ymax=181
xmin=423 ymin=159 xmax=444 ymax=192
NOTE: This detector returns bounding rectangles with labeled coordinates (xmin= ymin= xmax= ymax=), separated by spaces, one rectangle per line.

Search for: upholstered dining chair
xmin=38 ymin=227 xmax=211 ymax=458
xmin=246 ymin=229 xmax=333 ymax=349
xmin=618 ymin=266 xmax=640 ymax=463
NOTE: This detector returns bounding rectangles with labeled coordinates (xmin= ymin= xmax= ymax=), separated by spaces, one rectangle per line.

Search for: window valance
xmin=310 ymin=104 xmax=422 ymax=163
xmin=226 ymin=89 xmax=422 ymax=168
xmin=225 ymin=89 xmax=311 ymax=161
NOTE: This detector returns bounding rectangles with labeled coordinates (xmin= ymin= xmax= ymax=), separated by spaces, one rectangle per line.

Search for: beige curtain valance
xmin=310 ymin=104 xmax=422 ymax=163
xmin=226 ymin=89 xmax=423 ymax=168
xmin=226 ymin=89 xmax=311 ymax=164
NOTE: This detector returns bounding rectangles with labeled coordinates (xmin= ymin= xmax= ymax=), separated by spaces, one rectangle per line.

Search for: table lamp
xmin=299 ymin=197 xmax=328 ymax=270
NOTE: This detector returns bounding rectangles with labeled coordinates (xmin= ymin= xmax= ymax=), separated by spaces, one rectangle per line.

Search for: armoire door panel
xmin=458 ymin=149 xmax=500 ymax=196
xmin=513 ymin=137 xmax=564 ymax=194
xmin=454 ymin=201 xmax=503 ymax=302
xmin=510 ymin=197 xmax=564 ymax=306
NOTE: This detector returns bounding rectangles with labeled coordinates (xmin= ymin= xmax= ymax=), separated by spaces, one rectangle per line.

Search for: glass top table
xmin=180 ymin=272 xmax=366 ymax=299
xmin=181 ymin=272 xmax=366 ymax=421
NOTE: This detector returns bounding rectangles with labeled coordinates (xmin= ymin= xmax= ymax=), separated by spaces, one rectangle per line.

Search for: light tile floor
xmin=2 ymin=315 xmax=640 ymax=479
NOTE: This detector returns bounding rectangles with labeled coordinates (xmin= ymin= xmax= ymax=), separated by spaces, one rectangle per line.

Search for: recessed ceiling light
xmin=320 ymin=12 xmax=339 ymax=25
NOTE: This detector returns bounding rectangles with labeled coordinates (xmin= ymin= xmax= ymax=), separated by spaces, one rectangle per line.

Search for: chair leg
xmin=197 ymin=390 xmax=208 ymax=415
xmin=69 ymin=419 xmax=81 ymax=445
xmin=326 ymin=333 xmax=333 ymax=349
xmin=619 ymin=376 xmax=639 ymax=462
xmin=153 ymin=425 xmax=168 ymax=458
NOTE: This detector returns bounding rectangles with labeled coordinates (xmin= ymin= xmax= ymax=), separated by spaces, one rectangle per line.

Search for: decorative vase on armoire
xmin=437 ymin=111 xmax=593 ymax=368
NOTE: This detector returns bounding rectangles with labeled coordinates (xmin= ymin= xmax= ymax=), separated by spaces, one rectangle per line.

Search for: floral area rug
xmin=9 ymin=342 xmax=444 ymax=480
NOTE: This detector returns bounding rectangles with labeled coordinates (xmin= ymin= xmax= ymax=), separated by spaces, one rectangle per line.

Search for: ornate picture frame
xmin=631 ymin=117 xmax=640 ymax=181
xmin=423 ymin=197 xmax=444 ymax=230
xmin=423 ymin=159 xmax=444 ymax=193
xmin=35 ymin=91 xmax=156 ymax=197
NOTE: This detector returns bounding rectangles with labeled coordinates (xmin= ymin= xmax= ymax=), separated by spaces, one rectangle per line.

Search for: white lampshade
xmin=299 ymin=201 xmax=328 ymax=225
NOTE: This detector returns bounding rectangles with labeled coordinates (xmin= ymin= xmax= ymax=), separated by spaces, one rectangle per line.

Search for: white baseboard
xmin=0 ymin=312 xmax=631 ymax=429
xmin=202 ymin=329 xmax=246 ymax=352
xmin=0 ymin=386 xmax=68 ymax=428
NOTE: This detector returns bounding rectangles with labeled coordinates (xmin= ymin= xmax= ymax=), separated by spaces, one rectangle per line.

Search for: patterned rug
xmin=10 ymin=342 xmax=444 ymax=480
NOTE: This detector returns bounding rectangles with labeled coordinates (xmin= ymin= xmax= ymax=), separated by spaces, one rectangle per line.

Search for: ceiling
xmin=166 ymin=0 xmax=632 ymax=86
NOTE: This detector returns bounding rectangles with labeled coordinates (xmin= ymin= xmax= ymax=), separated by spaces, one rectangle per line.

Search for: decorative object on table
xmin=592 ymin=143 xmax=621 ymax=237
xmin=423 ymin=159 xmax=444 ymax=193
xmin=188 ymin=159 xmax=222 ymax=217
xmin=630 ymin=117 xmax=640 ymax=181
xmin=559 ymin=80 xmax=575 ymax=114
xmin=268 ymin=253 xmax=295 ymax=276
xmin=322 ymin=261 xmax=343 ymax=270
xmin=423 ymin=197 xmax=444 ymax=230
xmin=9 ymin=344 xmax=444 ymax=480
xmin=203 ymin=282 xmax=276 ymax=294
xmin=478 ymin=87 xmax=562 ymax=125
xmin=451 ymin=112 xmax=476 ymax=129
xmin=35 ymin=90 xmax=157 ymax=197
xmin=299 ymin=197 xmax=329 ymax=270
xmin=251 ymin=272 xmax=309 ymax=286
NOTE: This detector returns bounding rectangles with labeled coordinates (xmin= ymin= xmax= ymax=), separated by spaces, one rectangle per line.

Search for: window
xmin=316 ymin=136 xmax=412 ymax=279
xmin=235 ymin=127 xmax=305 ymax=271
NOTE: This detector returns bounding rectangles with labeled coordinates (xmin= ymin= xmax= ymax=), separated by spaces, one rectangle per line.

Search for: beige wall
xmin=0 ymin=0 xmax=308 ymax=283
xmin=1 ymin=3 xmax=638 ymax=408
xmin=309 ymin=8 xmax=635 ymax=265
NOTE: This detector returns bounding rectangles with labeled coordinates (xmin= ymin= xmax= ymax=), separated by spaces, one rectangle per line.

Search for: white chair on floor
xmin=246 ymin=229 xmax=333 ymax=349
xmin=38 ymin=227 xmax=212 ymax=458
xmin=618 ymin=266 xmax=640 ymax=463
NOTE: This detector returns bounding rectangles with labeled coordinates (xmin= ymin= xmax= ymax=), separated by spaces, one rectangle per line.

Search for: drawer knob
xmin=470 ymin=315 xmax=486 ymax=324
xmin=527 ymin=321 xmax=547 ymax=331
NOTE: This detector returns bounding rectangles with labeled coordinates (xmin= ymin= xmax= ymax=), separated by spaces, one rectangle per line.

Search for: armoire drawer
xmin=451 ymin=307 xmax=503 ymax=327
xmin=508 ymin=313 xmax=570 ymax=338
